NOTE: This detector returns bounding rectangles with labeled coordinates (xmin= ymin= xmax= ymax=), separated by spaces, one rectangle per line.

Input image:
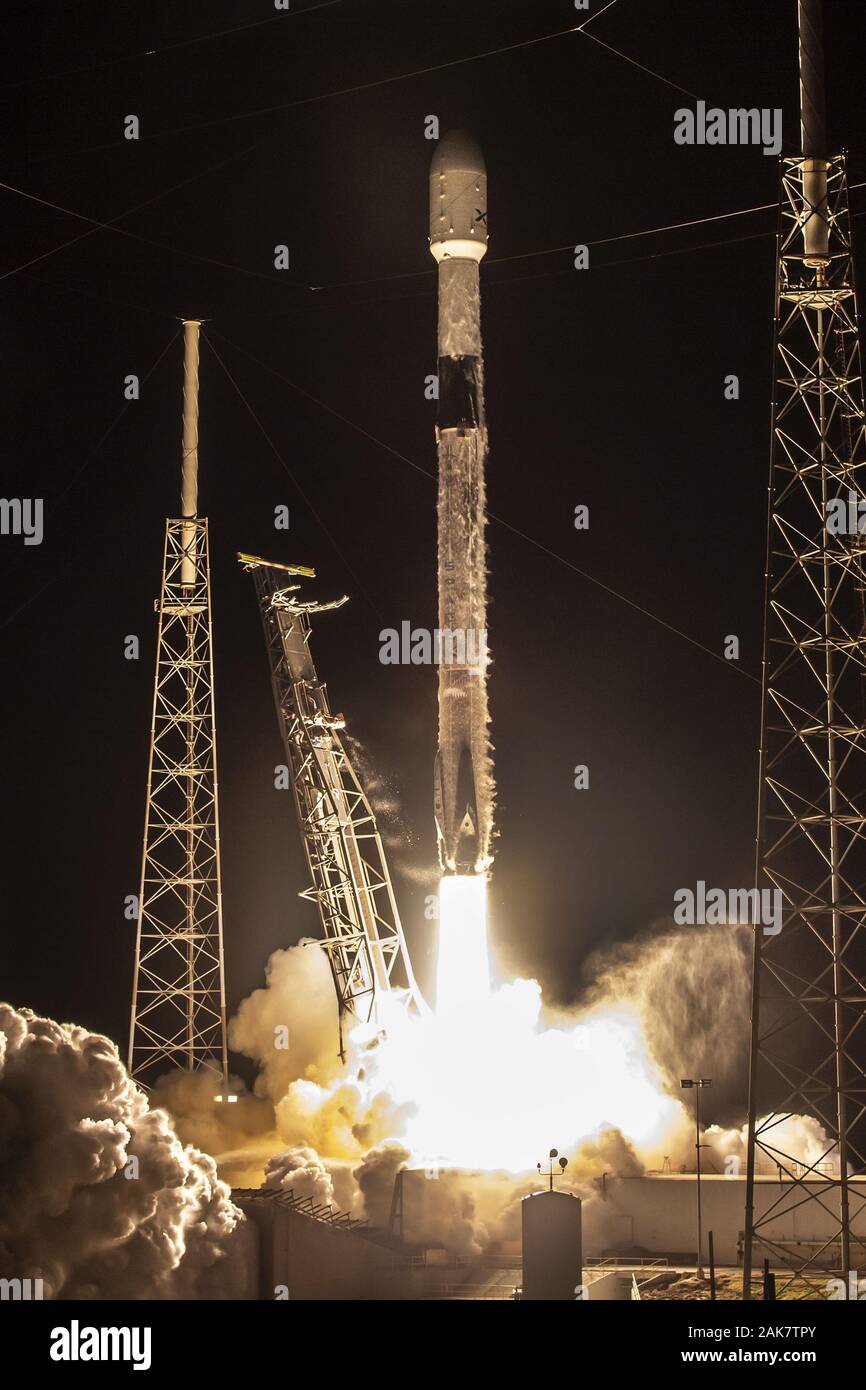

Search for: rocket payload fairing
xmin=429 ymin=130 xmax=494 ymax=875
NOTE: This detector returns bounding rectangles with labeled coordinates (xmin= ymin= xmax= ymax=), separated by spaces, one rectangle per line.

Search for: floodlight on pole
xmin=681 ymin=1079 xmax=712 ymax=1280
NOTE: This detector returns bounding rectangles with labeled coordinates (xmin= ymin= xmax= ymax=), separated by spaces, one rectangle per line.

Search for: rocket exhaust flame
xmin=229 ymin=915 xmax=698 ymax=1180
xmin=435 ymin=875 xmax=491 ymax=1015
xmin=305 ymin=945 xmax=682 ymax=1175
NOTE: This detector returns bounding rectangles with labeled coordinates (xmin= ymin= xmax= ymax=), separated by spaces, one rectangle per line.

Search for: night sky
xmin=2 ymin=0 xmax=865 ymax=1099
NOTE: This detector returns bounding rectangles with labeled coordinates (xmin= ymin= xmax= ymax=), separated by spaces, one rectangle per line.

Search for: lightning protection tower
xmin=128 ymin=321 xmax=229 ymax=1089
xmin=743 ymin=0 xmax=866 ymax=1296
xmin=239 ymin=554 xmax=425 ymax=1059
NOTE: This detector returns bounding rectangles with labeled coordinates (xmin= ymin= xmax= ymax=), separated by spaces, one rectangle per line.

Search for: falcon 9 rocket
xmin=430 ymin=130 xmax=494 ymax=876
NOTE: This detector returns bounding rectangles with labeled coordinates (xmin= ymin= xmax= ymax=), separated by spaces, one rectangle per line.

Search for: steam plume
xmin=0 ymin=1004 xmax=252 ymax=1298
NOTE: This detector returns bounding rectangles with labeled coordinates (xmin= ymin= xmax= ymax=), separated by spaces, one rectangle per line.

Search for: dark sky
xmin=1 ymin=0 xmax=865 ymax=1071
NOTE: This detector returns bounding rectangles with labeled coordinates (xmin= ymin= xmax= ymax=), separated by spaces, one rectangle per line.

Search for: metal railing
xmin=587 ymin=1256 xmax=670 ymax=1269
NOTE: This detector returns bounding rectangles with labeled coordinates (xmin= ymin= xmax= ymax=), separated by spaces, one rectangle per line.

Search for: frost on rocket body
xmin=438 ymin=260 xmax=482 ymax=358
xmin=0 ymin=1004 xmax=251 ymax=1299
xmin=437 ymin=433 xmax=494 ymax=869
xmin=436 ymin=257 xmax=495 ymax=871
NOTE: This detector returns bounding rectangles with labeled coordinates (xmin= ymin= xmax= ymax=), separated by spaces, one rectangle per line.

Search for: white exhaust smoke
xmin=0 ymin=1004 xmax=252 ymax=1299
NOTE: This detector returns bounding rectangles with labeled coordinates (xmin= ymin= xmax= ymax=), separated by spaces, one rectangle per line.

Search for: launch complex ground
xmin=229 ymin=1173 xmax=866 ymax=1301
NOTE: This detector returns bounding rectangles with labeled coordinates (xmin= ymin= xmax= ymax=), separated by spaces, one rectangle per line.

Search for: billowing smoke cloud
xmin=414 ymin=1130 xmax=647 ymax=1257
xmin=585 ymin=920 xmax=752 ymax=1124
xmin=389 ymin=1128 xmax=646 ymax=1257
xmin=151 ymin=944 xmax=418 ymax=1197
xmin=146 ymin=941 xmax=348 ymax=1190
xmin=230 ymin=938 xmax=341 ymax=1102
xmin=150 ymin=1068 xmax=276 ymax=1191
xmin=701 ymin=1115 xmax=835 ymax=1176
xmin=264 ymin=1144 xmax=337 ymax=1206
xmin=0 ymin=1004 xmax=253 ymax=1299
xmin=149 ymin=948 xmax=411 ymax=1192
xmin=571 ymin=1126 xmax=645 ymax=1182
xmin=229 ymin=940 xmax=414 ymax=1165
xmin=409 ymin=1169 xmax=491 ymax=1255
xmin=151 ymin=917 xmax=824 ymax=1260
xmin=353 ymin=1141 xmax=410 ymax=1227
xmin=211 ymin=929 xmax=672 ymax=1251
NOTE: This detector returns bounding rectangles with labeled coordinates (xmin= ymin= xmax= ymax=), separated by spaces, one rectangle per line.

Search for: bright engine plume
xmin=436 ymin=874 xmax=490 ymax=1015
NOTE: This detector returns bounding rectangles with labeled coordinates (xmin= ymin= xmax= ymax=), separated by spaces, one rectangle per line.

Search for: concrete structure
xmin=584 ymin=1175 xmax=866 ymax=1269
xmin=234 ymin=1171 xmax=866 ymax=1299
xmin=234 ymin=1186 xmax=522 ymax=1300
xmin=584 ymin=1270 xmax=633 ymax=1300
xmin=234 ymin=1187 xmax=415 ymax=1300
xmin=522 ymin=1190 xmax=582 ymax=1300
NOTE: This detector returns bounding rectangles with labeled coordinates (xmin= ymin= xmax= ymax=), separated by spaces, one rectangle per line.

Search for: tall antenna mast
xmin=743 ymin=0 xmax=866 ymax=1296
xmin=180 ymin=319 xmax=201 ymax=584
xmin=128 ymin=320 xmax=229 ymax=1089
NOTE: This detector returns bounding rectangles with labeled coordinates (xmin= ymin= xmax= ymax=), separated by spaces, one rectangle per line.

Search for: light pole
xmin=681 ymin=1079 xmax=712 ymax=1278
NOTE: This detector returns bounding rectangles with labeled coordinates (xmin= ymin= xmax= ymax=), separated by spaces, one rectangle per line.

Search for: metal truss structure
xmin=743 ymin=150 xmax=866 ymax=1294
xmin=234 ymin=1184 xmax=369 ymax=1232
xmin=240 ymin=553 xmax=426 ymax=1057
xmin=128 ymin=322 xmax=229 ymax=1089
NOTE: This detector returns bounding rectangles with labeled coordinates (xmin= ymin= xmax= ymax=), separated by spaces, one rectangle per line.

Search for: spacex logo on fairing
xmin=49 ymin=1320 xmax=152 ymax=1371
xmin=673 ymin=881 xmax=782 ymax=935
xmin=379 ymin=622 xmax=488 ymax=674
xmin=673 ymin=102 xmax=783 ymax=156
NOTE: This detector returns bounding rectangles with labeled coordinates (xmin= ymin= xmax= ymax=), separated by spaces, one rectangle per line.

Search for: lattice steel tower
xmin=128 ymin=321 xmax=229 ymax=1088
xmin=743 ymin=0 xmax=866 ymax=1295
xmin=240 ymin=554 xmax=425 ymax=1059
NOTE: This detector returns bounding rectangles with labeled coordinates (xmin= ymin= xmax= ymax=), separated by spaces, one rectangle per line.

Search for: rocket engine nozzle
xmin=435 ymin=746 xmax=482 ymax=875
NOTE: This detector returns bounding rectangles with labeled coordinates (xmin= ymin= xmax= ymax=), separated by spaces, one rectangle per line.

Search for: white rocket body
xmin=429 ymin=131 xmax=493 ymax=875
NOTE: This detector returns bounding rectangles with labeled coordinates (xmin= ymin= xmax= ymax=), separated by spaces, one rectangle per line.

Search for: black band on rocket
xmin=438 ymin=356 xmax=484 ymax=431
